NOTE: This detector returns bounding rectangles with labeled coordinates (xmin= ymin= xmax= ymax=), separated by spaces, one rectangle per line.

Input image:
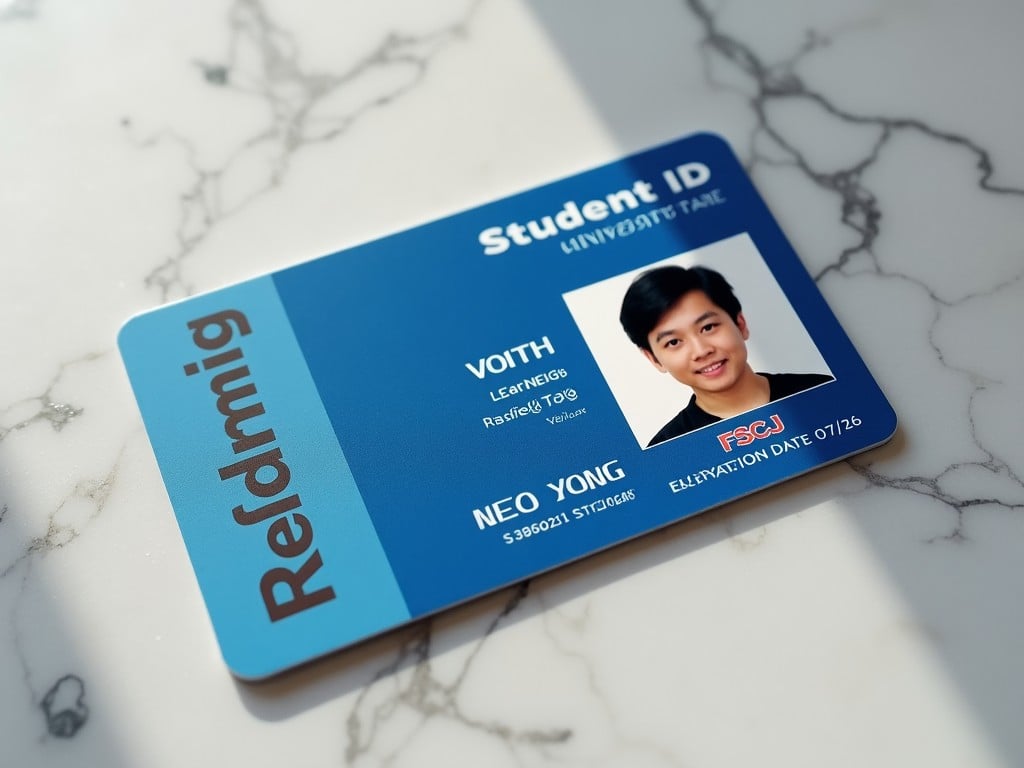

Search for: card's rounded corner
xmin=686 ymin=130 xmax=735 ymax=155
xmin=878 ymin=403 xmax=899 ymax=445
xmin=858 ymin=400 xmax=899 ymax=455
xmin=221 ymin=646 xmax=284 ymax=683
xmin=116 ymin=308 xmax=154 ymax=357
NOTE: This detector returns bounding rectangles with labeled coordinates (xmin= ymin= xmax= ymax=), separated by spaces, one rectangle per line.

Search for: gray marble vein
xmin=1 ymin=426 xmax=123 ymax=579
xmin=537 ymin=596 xmax=689 ymax=767
xmin=40 ymin=674 xmax=89 ymax=738
xmin=686 ymin=0 xmax=1024 ymax=281
xmin=3 ymin=447 xmax=123 ymax=740
xmin=0 ymin=352 xmax=102 ymax=443
xmin=128 ymin=0 xmax=484 ymax=301
xmin=343 ymin=583 xmax=572 ymax=765
xmin=684 ymin=0 xmax=1024 ymax=541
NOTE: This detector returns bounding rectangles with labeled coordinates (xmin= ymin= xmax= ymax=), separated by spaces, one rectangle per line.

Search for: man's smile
xmin=696 ymin=360 xmax=727 ymax=376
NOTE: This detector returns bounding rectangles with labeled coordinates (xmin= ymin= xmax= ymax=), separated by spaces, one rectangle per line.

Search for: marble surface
xmin=3 ymin=0 xmax=1023 ymax=765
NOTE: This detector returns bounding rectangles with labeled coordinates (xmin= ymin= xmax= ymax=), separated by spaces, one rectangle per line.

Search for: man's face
xmin=642 ymin=290 xmax=750 ymax=395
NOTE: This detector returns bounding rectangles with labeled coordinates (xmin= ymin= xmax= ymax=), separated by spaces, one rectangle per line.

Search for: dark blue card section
xmin=121 ymin=132 xmax=896 ymax=677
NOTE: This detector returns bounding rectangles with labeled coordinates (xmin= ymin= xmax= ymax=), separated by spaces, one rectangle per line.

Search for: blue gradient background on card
xmin=120 ymin=133 xmax=896 ymax=677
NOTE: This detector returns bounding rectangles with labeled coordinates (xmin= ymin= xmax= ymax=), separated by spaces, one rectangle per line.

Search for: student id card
xmin=119 ymin=133 xmax=896 ymax=679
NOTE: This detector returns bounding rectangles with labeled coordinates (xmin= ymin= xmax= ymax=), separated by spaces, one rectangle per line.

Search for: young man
xmin=620 ymin=265 xmax=832 ymax=447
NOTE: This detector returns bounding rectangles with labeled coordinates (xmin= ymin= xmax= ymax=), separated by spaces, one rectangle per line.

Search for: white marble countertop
xmin=3 ymin=0 xmax=1024 ymax=765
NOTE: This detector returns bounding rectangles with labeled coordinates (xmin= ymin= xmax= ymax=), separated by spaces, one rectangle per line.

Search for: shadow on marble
xmin=518 ymin=1 xmax=1024 ymax=763
xmin=832 ymin=432 xmax=1024 ymax=763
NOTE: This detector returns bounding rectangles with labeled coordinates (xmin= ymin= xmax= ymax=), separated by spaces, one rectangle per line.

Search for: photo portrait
xmin=562 ymin=233 xmax=834 ymax=448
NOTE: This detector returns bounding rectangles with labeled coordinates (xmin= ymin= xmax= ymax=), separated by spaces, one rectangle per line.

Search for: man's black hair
xmin=619 ymin=265 xmax=742 ymax=351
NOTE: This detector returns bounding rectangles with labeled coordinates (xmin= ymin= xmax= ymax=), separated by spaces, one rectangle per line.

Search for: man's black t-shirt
xmin=647 ymin=372 xmax=833 ymax=447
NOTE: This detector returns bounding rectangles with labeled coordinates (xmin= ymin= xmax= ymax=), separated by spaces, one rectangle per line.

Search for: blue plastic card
xmin=119 ymin=133 xmax=896 ymax=679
